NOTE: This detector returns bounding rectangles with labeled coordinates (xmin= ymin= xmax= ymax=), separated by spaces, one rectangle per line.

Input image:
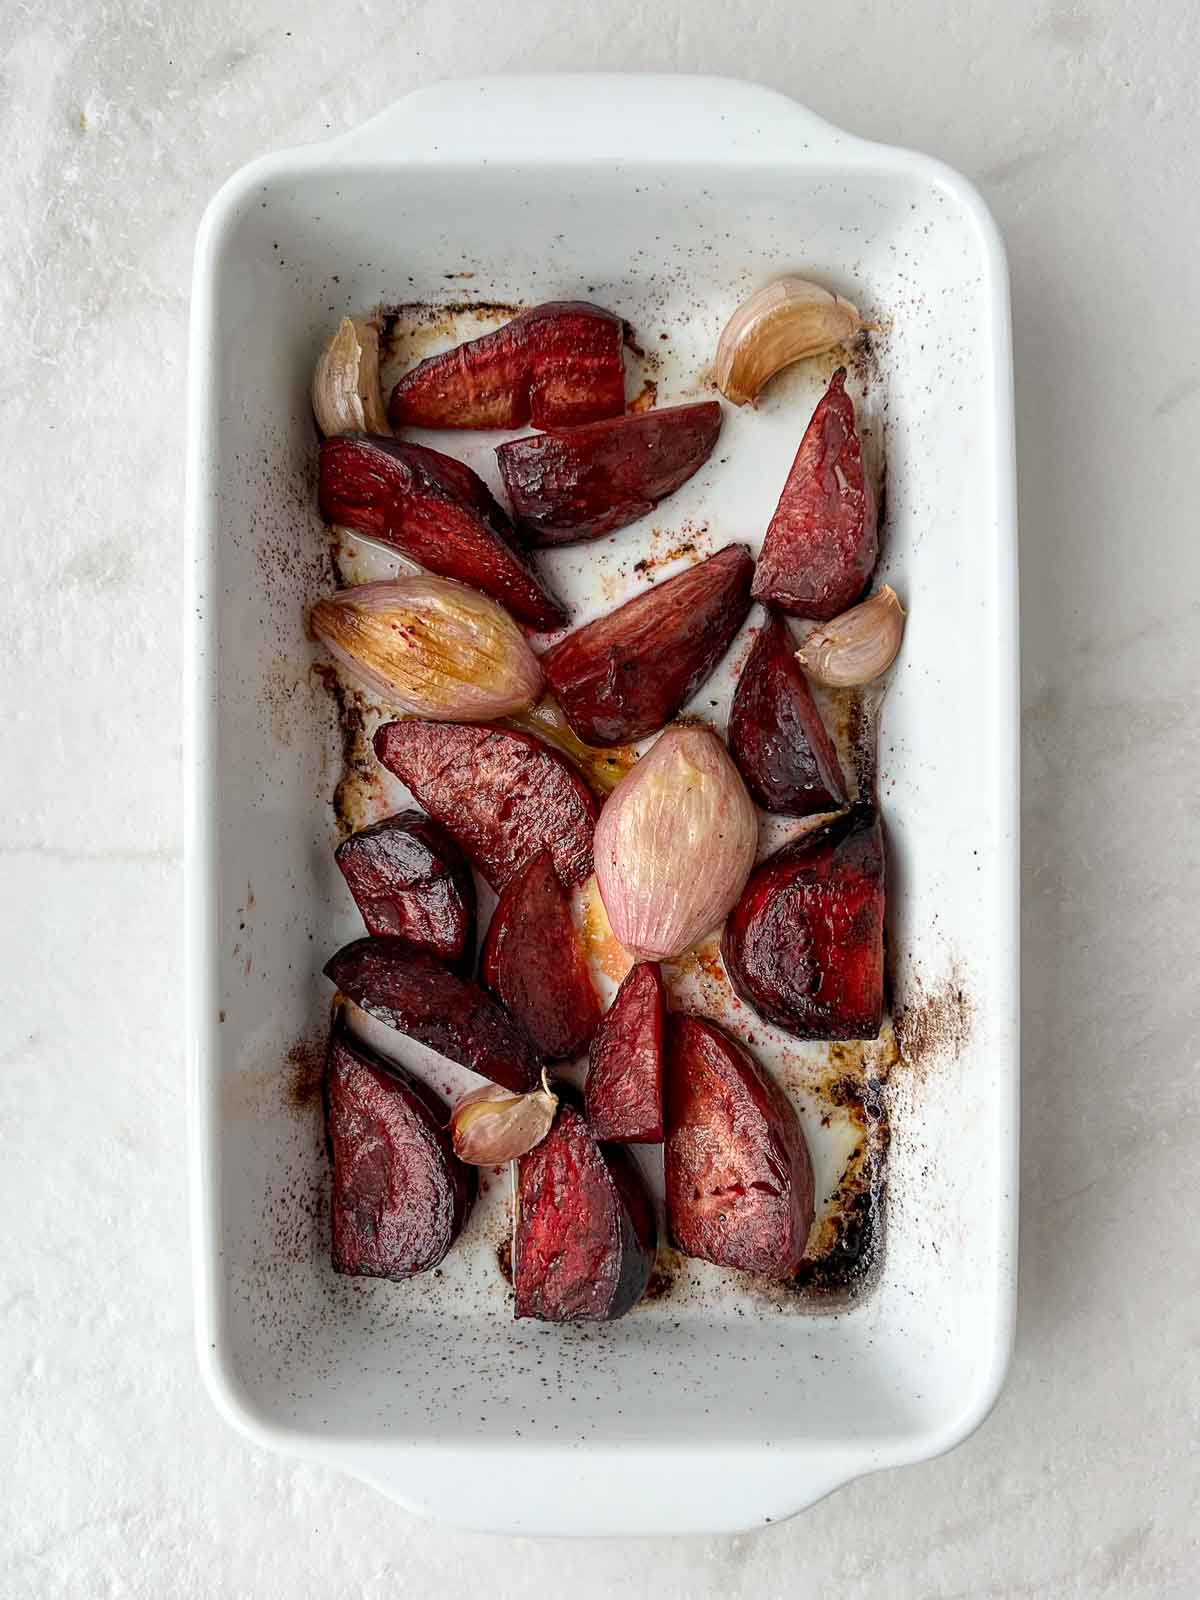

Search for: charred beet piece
xmin=325 ymin=1016 xmax=476 ymax=1279
xmin=480 ymin=851 xmax=600 ymax=1059
xmin=318 ymin=434 xmax=567 ymax=631
xmin=721 ymin=805 xmax=885 ymax=1040
xmin=585 ymin=962 xmax=665 ymax=1143
xmin=752 ymin=368 xmax=878 ymax=621
xmin=728 ymin=611 xmax=848 ymax=815
xmin=540 ymin=543 xmax=754 ymax=744
xmin=374 ymin=720 xmax=597 ymax=890
xmin=664 ymin=1014 xmax=814 ymax=1279
xmin=325 ymin=937 xmax=540 ymax=1092
xmin=514 ymin=1098 xmax=656 ymax=1322
xmin=335 ymin=810 xmax=476 ymax=971
xmin=388 ymin=302 xmax=626 ymax=431
xmin=496 ymin=401 xmax=723 ymax=545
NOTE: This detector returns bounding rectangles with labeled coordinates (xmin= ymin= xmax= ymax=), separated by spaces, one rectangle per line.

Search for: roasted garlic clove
xmin=450 ymin=1074 xmax=559 ymax=1166
xmin=312 ymin=317 xmax=390 ymax=437
xmin=794 ymin=586 xmax=906 ymax=686
xmin=715 ymin=277 xmax=863 ymax=406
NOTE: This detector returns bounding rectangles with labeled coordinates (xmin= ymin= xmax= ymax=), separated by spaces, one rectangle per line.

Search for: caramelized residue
xmin=629 ymin=378 xmax=658 ymax=414
xmin=495 ymin=1237 xmax=514 ymax=1286
xmin=640 ymin=1245 xmax=684 ymax=1305
xmin=311 ymin=663 xmax=386 ymax=837
xmin=579 ymin=877 xmax=635 ymax=984
xmin=633 ymin=538 xmax=697 ymax=577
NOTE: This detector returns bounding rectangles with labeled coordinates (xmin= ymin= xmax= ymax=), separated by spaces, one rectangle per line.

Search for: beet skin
xmin=752 ymin=368 xmax=878 ymax=621
xmin=496 ymin=401 xmax=723 ymax=545
xmin=585 ymin=962 xmax=666 ymax=1142
xmin=514 ymin=1099 xmax=656 ymax=1322
xmin=373 ymin=719 xmax=597 ymax=890
xmin=728 ymin=611 xmax=847 ymax=816
xmin=325 ymin=1016 xmax=476 ymax=1279
xmin=319 ymin=433 xmax=566 ymax=630
xmin=480 ymin=851 xmax=600 ymax=1060
xmin=664 ymin=1014 xmax=814 ymax=1279
xmin=335 ymin=810 xmax=476 ymax=972
xmin=721 ymin=804 xmax=885 ymax=1040
xmin=540 ymin=543 xmax=754 ymax=744
xmin=388 ymin=302 xmax=626 ymax=431
xmin=324 ymin=937 xmax=541 ymax=1092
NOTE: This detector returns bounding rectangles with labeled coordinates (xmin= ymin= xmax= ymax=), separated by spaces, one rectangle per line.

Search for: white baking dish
xmin=184 ymin=74 xmax=1018 ymax=1536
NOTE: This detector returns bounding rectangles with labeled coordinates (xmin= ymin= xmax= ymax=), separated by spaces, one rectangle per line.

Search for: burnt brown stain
xmin=495 ymin=1236 xmax=513 ymax=1285
xmin=794 ymin=1067 xmax=890 ymax=1298
xmin=639 ymin=1244 xmax=684 ymax=1305
xmin=633 ymin=538 xmax=697 ymax=576
xmin=285 ymin=1035 xmax=325 ymax=1113
xmin=310 ymin=662 xmax=382 ymax=838
xmin=629 ymin=378 xmax=658 ymax=414
xmin=895 ymin=974 xmax=974 ymax=1072
xmin=379 ymin=299 xmax=524 ymax=355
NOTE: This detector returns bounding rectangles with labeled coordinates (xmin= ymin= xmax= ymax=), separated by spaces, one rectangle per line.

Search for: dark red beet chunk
xmin=585 ymin=963 xmax=665 ymax=1142
xmin=664 ymin=1015 xmax=814 ymax=1279
xmin=721 ymin=805 xmax=885 ymax=1040
xmin=335 ymin=810 xmax=476 ymax=972
xmin=728 ymin=611 xmax=848 ymax=816
xmin=325 ymin=1016 xmax=475 ymax=1279
xmin=373 ymin=720 xmax=597 ymax=890
xmin=752 ymin=368 xmax=878 ymax=621
xmin=388 ymin=302 xmax=626 ymax=431
xmin=514 ymin=1099 xmax=656 ymax=1322
xmin=496 ymin=401 xmax=723 ymax=545
xmin=540 ymin=543 xmax=754 ymax=744
xmin=479 ymin=851 xmax=600 ymax=1060
xmin=318 ymin=434 xmax=567 ymax=630
xmin=325 ymin=937 xmax=540 ymax=1091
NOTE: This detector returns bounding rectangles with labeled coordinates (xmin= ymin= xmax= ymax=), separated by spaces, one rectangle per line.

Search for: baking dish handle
xmin=321 ymin=74 xmax=863 ymax=166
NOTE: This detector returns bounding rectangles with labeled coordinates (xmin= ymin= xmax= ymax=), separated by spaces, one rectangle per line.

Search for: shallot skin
xmin=664 ymin=1014 xmax=814 ymax=1280
xmin=319 ymin=433 xmax=567 ymax=630
xmin=373 ymin=720 xmax=597 ymax=891
xmin=514 ymin=1099 xmax=656 ymax=1323
xmin=721 ymin=804 xmax=885 ymax=1041
xmin=388 ymin=302 xmax=626 ymax=431
xmin=752 ymin=368 xmax=878 ymax=622
xmin=325 ymin=1016 xmax=476 ymax=1280
xmin=496 ymin=401 xmax=723 ymax=544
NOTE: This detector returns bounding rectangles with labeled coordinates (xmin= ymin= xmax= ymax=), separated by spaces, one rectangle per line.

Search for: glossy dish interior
xmin=185 ymin=77 xmax=1017 ymax=1535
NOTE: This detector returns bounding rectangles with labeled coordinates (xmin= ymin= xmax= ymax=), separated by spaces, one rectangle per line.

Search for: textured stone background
xmin=2 ymin=1 xmax=1197 ymax=1595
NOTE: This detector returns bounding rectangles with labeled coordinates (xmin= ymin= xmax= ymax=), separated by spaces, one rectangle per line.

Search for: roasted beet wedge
xmin=664 ymin=1014 xmax=814 ymax=1279
xmin=540 ymin=543 xmax=755 ymax=744
xmin=374 ymin=720 xmax=597 ymax=889
xmin=721 ymin=805 xmax=885 ymax=1040
xmin=479 ymin=851 xmax=600 ymax=1059
xmin=388 ymin=302 xmax=626 ymax=431
xmin=728 ymin=611 xmax=848 ymax=815
xmin=752 ymin=368 xmax=878 ymax=621
xmin=496 ymin=401 xmax=723 ymax=545
xmin=325 ymin=937 xmax=540 ymax=1091
xmin=514 ymin=1099 xmax=656 ymax=1322
xmin=325 ymin=1016 xmax=475 ymax=1279
xmin=335 ymin=810 xmax=476 ymax=971
xmin=585 ymin=962 xmax=665 ymax=1142
xmin=318 ymin=434 xmax=567 ymax=630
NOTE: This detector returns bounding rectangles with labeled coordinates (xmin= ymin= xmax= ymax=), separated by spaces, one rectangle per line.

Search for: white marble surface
xmin=2 ymin=1 xmax=1198 ymax=1594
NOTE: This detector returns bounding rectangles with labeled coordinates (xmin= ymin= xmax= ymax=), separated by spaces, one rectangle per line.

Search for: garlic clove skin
xmin=594 ymin=724 xmax=758 ymax=962
xmin=794 ymin=586 xmax=906 ymax=687
xmin=312 ymin=317 xmax=390 ymax=437
xmin=310 ymin=576 xmax=544 ymax=720
xmin=715 ymin=278 xmax=863 ymax=407
xmin=450 ymin=1076 xmax=558 ymax=1166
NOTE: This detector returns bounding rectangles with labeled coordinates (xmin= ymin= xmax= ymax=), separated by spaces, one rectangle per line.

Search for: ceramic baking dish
xmin=184 ymin=74 xmax=1018 ymax=1535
